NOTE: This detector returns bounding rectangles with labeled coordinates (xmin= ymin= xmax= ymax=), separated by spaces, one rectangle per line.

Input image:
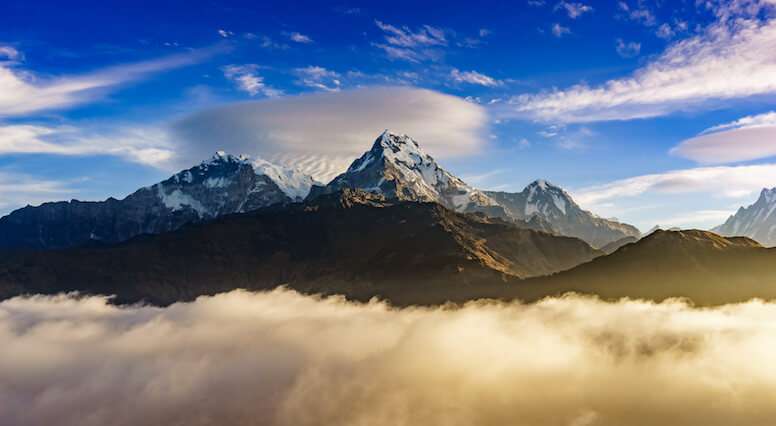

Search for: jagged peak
xmin=525 ymin=179 xmax=562 ymax=192
xmin=372 ymin=130 xmax=424 ymax=155
xmin=757 ymin=187 xmax=776 ymax=204
xmin=523 ymin=179 xmax=575 ymax=206
xmin=204 ymin=151 xmax=251 ymax=167
xmin=345 ymin=131 xmax=434 ymax=175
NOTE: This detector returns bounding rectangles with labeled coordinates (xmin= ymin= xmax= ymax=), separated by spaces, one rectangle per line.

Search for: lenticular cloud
xmin=3 ymin=289 xmax=776 ymax=426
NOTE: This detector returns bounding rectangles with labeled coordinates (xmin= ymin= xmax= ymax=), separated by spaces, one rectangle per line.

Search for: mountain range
xmin=0 ymin=189 xmax=601 ymax=305
xmin=0 ymin=131 xmax=639 ymax=250
xmin=3 ymin=130 xmax=776 ymax=307
xmin=0 ymin=152 xmax=316 ymax=250
xmin=485 ymin=180 xmax=640 ymax=248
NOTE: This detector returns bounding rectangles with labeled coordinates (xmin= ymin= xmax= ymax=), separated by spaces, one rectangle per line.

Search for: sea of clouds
xmin=2 ymin=288 xmax=776 ymax=426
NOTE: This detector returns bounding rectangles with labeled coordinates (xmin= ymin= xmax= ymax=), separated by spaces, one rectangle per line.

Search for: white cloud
xmin=615 ymin=38 xmax=641 ymax=57
xmin=551 ymin=23 xmax=571 ymax=37
xmin=374 ymin=20 xmax=447 ymax=62
xmin=254 ymin=35 xmax=289 ymax=50
xmin=222 ymin=64 xmax=283 ymax=97
xmin=617 ymin=0 xmax=657 ymax=26
xmin=656 ymin=23 xmax=675 ymax=39
xmin=0 ymin=124 xmax=175 ymax=168
xmin=7 ymin=289 xmax=776 ymax=425
xmin=510 ymin=1 xmax=776 ymax=123
xmin=172 ymin=86 xmax=489 ymax=182
xmin=288 ymin=32 xmax=313 ymax=44
xmin=217 ymin=29 xmax=234 ymax=38
xmin=0 ymin=47 xmax=215 ymax=117
xmin=555 ymin=1 xmax=593 ymax=18
xmin=671 ymin=111 xmax=776 ymax=164
xmin=450 ymin=69 xmax=500 ymax=87
xmin=294 ymin=66 xmax=342 ymax=92
xmin=704 ymin=110 xmax=776 ymax=133
xmin=574 ymin=163 xmax=776 ymax=206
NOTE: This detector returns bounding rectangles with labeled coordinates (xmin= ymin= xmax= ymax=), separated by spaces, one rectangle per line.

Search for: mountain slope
xmin=713 ymin=187 xmax=776 ymax=246
xmin=0 ymin=152 xmax=317 ymax=250
xmin=0 ymin=190 xmax=601 ymax=306
xmin=486 ymin=180 xmax=640 ymax=248
xmin=308 ymin=131 xmax=508 ymax=218
xmin=516 ymin=229 xmax=776 ymax=305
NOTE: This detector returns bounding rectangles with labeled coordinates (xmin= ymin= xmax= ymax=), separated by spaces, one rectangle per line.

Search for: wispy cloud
xmin=671 ymin=111 xmax=776 ymax=164
xmin=615 ymin=38 xmax=641 ymax=57
xmin=617 ymin=0 xmax=656 ymax=26
xmin=222 ymin=64 xmax=283 ymax=97
xmin=373 ymin=20 xmax=447 ymax=62
xmin=551 ymin=23 xmax=571 ymax=37
xmin=0 ymin=45 xmax=20 ymax=60
xmin=0 ymin=47 xmax=217 ymax=117
xmin=450 ymin=69 xmax=501 ymax=87
xmin=509 ymin=2 xmax=776 ymax=123
xmin=294 ymin=66 xmax=342 ymax=92
xmin=288 ymin=32 xmax=313 ymax=44
xmin=0 ymin=124 xmax=175 ymax=168
xmin=555 ymin=1 xmax=593 ymax=19
xmin=574 ymin=163 xmax=776 ymax=207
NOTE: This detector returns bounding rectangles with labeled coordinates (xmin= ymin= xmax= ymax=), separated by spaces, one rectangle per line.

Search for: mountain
xmin=0 ymin=190 xmax=602 ymax=306
xmin=0 ymin=152 xmax=317 ymax=250
xmin=713 ymin=187 xmax=776 ymax=246
xmin=645 ymin=225 xmax=682 ymax=235
xmin=308 ymin=131 xmax=508 ymax=218
xmin=485 ymin=180 xmax=640 ymax=248
xmin=600 ymin=235 xmax=639 ymax=254
xmin=517 ymin=229 xmax=776 ymax=305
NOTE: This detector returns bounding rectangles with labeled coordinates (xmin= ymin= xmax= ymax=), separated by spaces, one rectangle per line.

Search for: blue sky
xmin=1 ymin=0 xmax=776 ymax=231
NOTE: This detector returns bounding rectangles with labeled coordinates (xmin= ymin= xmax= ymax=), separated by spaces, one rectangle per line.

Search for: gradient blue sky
xmin=1 ymin=0 xmax=776 ymax=231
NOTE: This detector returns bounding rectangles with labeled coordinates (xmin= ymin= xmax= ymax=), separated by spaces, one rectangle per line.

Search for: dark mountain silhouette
xmin=516 ymin=229 xmax=776 ymax=305
xmin=0 ymin=190 xmax=601 ymax=306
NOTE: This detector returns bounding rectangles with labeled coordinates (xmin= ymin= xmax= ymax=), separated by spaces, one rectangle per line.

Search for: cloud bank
xmin=4 ymin=289 xmax=776 ymax=426
xmin=672 ymin=111 xmax=776 ymax=164
xmin=172 ymin=86 xmax=489 ymax=182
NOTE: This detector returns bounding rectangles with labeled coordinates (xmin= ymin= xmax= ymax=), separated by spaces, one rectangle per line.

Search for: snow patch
xmin=157 ymin=186 xmax=209 ymax=216
xmin=253 ymin=158 xmax=316 ymax=200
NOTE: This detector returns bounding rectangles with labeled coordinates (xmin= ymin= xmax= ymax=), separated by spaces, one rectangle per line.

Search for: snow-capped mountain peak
xmin=0 ymin=153 xmax=317 ymax=250
xmin=523 ymin=179 xmax=576 ymax=218
xmin=759 ymin=187 xmax=776 ymax=205
xmin=312 ymin=131 xmax=505 ymax=216
xmin=153 ymin=152 xmax=316 ymax=219
xmin=486 ymin=180 xmax=640 ymax=248
xmin=252 ymin=157 xmax=317 ymax=201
